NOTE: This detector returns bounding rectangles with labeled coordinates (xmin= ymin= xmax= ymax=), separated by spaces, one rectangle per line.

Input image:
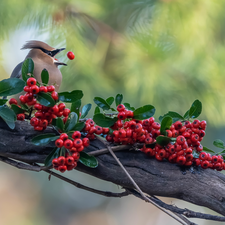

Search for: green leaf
xmin=81 ymin=104 xmax=92 ymax=119
xmin=156 ymin=136 xmax=171 ymax=147
xmin=20 ymin=104 xmax=29 ymax=111
xmin=115 ymin=94 xmax=123 ymax=106
xmin=73 ymin=122 xmax=85 ymax=131
xmin=93 ymin=113 xmax=118 ymax=127
xmin=71 ymin=99 xmax=81 ymax=116
xmin=79 ymin=152 xmax=98 ymax=168
xmin=106 ymin=97 xmax=114 ymax=106
xmin=203 ymin=146 xmax=215 ymax=154
xmin=133 ymin=105 xmax=155 ymax=120
xmin=94 ymin=106 xmax=100 ymax=114
xmin=0 ymin=99 xmax=7 ymax=105
xmin=55 ymin=117 xmax=64 ymax=132
xmin=93 ymin=97 xmax=111 ymax=110
xmin=41 ymin=69 xmax=49 ymax=86
xmin=213 ymin=139 xmax=225 ymax=149
xmin=183 ymin=110 xmax=190 ymax=119
xmin=37 ymin=92 xmax=55 ymax=107
xmin=58 ymin=90 xmax=83 ymax=103
xmin=44 ymin=148 xmax=60 ymax=167
xmin=0 ymin=105 xmax=16 ymax=122
xmin=22 ymin=58 xmax=34 ymax=81
xmin=0 ymin=78 xmax=25 ymax=96
xmin=32 ymin=133 xmax=59 ymax=146
xmin=11 ymin=104 xmax=25 ymax=114
xmin=65 ymin=112 xmax=78 ymax=132
xmin=124 ymin=103 xmax=135 ymax=111
xmin=159 ymin=111 xmax=184 ymax=123
xmin=160 ymin=116 xmax=173 ymax=135
xmin=189 ymin=100 xmax=202 ymax=119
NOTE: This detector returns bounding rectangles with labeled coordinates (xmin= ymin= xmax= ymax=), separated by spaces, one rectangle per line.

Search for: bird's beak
xmin=52 ymin=48 xmax=67 ymax=66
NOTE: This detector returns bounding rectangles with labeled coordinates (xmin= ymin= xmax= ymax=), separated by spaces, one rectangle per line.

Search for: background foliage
xmin=0 ymin=0 xmax=225 ymax=225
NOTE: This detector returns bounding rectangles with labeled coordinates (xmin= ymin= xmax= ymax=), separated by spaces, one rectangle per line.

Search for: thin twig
xmin=95 ymin=136 xmax=189 ymax=225
xmin=0 ymin=156 xmax=41 ymax=172
xmin=42 ymin=168 xmax=129 ymax=197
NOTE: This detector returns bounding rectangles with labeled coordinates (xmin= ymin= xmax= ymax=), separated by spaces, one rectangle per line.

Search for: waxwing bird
xmin=11 ymin=40 xmax=67 ymax=92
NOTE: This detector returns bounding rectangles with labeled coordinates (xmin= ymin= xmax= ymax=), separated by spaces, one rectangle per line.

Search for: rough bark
xmin=1 ymin=119 xmax=225 ymax=216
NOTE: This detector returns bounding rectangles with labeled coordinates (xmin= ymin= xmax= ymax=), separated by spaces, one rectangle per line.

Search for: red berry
xmin=176 ymin=135 xmax=185 ymax=145
xmin=30 ymin=117 xmax=39 ymax=126
xmin=27 ymin=77 xmax=36 ymax=87
xmin=34 ymin=126 xmax=43 ymax=131
xmin=51 ymin=91 xmax=58 ymax=100
xmin=193 ymin=119 xmax=200 ymax=128
xmin=63 ymin=108 xmax=70 ymax=117
xmin=191 ymin=134 xmax=199 ymax=142
xmin=67 ymin=162 xmax=77 ymax=171
xmin=200 ymin=120 xmax=207 ymax=130
xmin=60 ymin=133 xmax=68 ymax=141
xmin=9 ymin=98 xmax=18 ymax=105
xmin=72 ymin=131 xmax=81 ymax=139
xmin=199 ymin=130 xmax=205 ymax=138
xmin=186 ymin=154 xmax=193 ymax=161
xmin=34 ymin=103 xmax=43 ymax=110
xmin=24 ymin=93 xmax=34 ymax=102
xmin=47 ymin=85 xmax=55 ymax=92
xmin=86 ymin=119 xmax=95 ymax=126
xmin=49 ymin=105 xmax=59 ymax=114
xmin=179 ymin=126 xmax=186 ymax=133
xmin=149 ymin=117 xmax=155 ymax=124
xmin=128 ymin=120 xmax=136 ymax=129
xmin=39 ymin=86 xmax=48 ymax=93
xmin=106 ymin=134 xmax=113 ymax=142
xmin=58 ymin=165 xmax=67 ymax=173
xmin=17 ymin=113 xmax=25 ymax=121
xmin=174 ymin=121 xmax=182 ymax=130
xmin=19 ymin=95 xmax=26 ymax=104
xmin=55 ymin=139 xmax=64 ymax=148
xmin=58 ymin=156 xmax=66 ymax=165
xmin=95 ymin=126 xmax=103 ymax=135
xmin=58 ymin=103 xmax=66 ymax=111
xmin=166 ymin=130 xmax=172 ymax=137
xmin=52 ymin=158 xmax=59 ymax=166
xmin=77 ymin=145 xmax=84 ymax=152
xmin=135 ymin=123 xmax=142 ymax=133
xmin=39 ymin=119 xmax=48 ymax=127
xmin=103 ymin=128 xmax=110 ymax=134
xmin=117 ymin=112 xmax=126 ymax=120
xmin=158 ymin=149 xmax=166 ymax=158
xmin=84 ymin=123 xmax=91 ymax=132
xmin=82 ymin=137 xmax=90 ymax=147
xmin=176 ymin=156 xmax=186 ymax=165
xmin=155 ymin=153 xmax=163 ymax=161
xmin=30 ymin=85 xmax=39 ymax=94
xmin=152 ymin=122 xmax=160 ymax=130
xmin=67 ymin=51 xmax=75 ymax=60
xmin=172 ymin=130 xmax=179 ymax=137
xmin=64 ymin=139 xmax=73 ymax=149
xmin=66 ymin=156 xmax=74 ymax=165
xmin=72 ymin=152 xmax=80 ymax=161
xmin=199 ymin=152 xmax=208 ymax=160
xmin=117 ymin=104 xmax=125 ymax=112
xmin=23 ymin=86 xmax=30 ymax=93
xmin=196 ymin=144 xmax=203 ymax=152
xmin=73 ymin=139 xmax=83 ymax=148
xmin=201 ymin=160 xmax=209 ymax=169
xmin=184 ymin=121 xmax=191 ymax=128
xmin=212 ymin=155 xmax=218 ymax=163
xmin=125 ymin=110 xmax=134 ymax=118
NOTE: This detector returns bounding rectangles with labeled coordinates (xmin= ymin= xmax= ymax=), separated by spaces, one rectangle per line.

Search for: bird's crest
xmin=21 ymin=40 xmax=55 ymax=51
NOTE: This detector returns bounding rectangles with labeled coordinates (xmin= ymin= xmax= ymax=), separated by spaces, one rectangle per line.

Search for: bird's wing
xmin=10 ymin=61 xmax=23 ymax=78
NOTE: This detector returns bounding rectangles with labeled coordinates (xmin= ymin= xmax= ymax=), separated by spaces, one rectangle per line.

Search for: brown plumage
xmin=11 ymin=40 xmax=66 ymax=93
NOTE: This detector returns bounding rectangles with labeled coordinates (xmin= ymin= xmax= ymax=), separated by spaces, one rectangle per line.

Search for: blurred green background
xmin=1 ymin=0 xmax=225 ymax=224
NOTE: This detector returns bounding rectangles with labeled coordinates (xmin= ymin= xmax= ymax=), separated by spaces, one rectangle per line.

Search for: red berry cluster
xmin=195 ymin=152 xmax=225 ymax=170
xmin=52 ymin=131 xmax=90 ymax=172
xmin=31 ymin=102 xmax=70 ymax=131
xmin=140 ymin=119 xmax=208 ymax=167
xmin=20 ymin=77 xmax=59 ymax=105
xmin=9 ymin=77 xmax=72 ymax=131
xmin=82 ymin=119 xmax=110 ymax=140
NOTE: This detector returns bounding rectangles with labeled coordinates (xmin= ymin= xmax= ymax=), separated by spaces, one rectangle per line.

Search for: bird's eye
xmin=47 ymin=52 xmax=53 ymax=56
